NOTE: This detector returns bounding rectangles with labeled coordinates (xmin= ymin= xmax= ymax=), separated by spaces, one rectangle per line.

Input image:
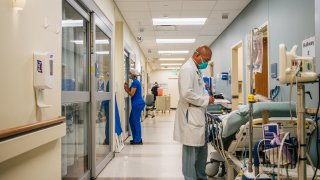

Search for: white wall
xmin=150 ymin=70 xmax=179 ymax=108
xmin=0 ymin=0 xmax=63 ymax=179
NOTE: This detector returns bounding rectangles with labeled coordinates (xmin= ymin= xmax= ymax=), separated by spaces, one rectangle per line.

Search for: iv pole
xmin=247 ymin=27 xmax=259 ymax=173
xmin=297 ymin=78 xmax=307 ymax=180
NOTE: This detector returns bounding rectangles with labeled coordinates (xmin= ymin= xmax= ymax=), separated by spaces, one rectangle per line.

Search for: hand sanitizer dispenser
xmin=34 ymin=52 xmax=54 ymax=108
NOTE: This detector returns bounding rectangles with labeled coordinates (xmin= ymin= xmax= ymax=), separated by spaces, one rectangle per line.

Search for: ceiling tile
xmin=115 ymin=0 xmax=252 ymax=70
xmin=209 ymin=10 xmax=241 ymax=21
xmin=180 ymin=10 xmax=212 ymax=18
xmin=214 ymin=0 xmax=250 ymax=11
xmin=150 ymin=11 xmax=180 ymax=18
xmin=148 ymin=1 xmax=183 ymax=11
xmin=155 ymin=31 xmax=177 ymax=36
xmin=176 ymin=25 xmax=203 ymax=31
xmin=115 ymin=1 xmax=149 ymax=11
xmin=121 ymin=11 xmax=151 ymax=19
xmin=182 ymin=1 xmax=217 ymax=10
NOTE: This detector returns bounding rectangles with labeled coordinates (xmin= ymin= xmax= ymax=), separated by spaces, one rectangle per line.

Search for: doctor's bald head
xmin=192 ymin=45 xmax=212 ymax=65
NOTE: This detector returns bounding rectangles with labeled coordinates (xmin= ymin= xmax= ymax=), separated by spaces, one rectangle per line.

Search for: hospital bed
xmin=206 ymin=102 xmax=319 ymax=179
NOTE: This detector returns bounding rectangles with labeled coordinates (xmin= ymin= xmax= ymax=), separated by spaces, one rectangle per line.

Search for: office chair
xmin=145 ymin=94 xmax=155 ymax=118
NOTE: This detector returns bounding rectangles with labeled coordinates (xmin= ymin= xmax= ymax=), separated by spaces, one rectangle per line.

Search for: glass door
xmin=123 ymin=51 xmax=130 ymax=137
xmin=90 ymin=14 xmax=113 ymax=178
xmin=61 ymin=1 xmax=90 ymax=179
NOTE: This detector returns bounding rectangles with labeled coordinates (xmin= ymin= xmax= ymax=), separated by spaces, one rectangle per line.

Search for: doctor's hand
xmin=209 ymin=96 xmax=215 ymax=104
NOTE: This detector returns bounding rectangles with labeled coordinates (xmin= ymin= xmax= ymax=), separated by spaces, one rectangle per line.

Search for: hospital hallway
xmin=96 ymin=111 xmax=221 ymax=180
xmin=96 ymin=111 xmax=184 ymax=180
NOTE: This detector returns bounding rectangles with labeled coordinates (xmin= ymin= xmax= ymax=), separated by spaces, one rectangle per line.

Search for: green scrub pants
xmin=182 ymin=144 xmax=208 ymax=180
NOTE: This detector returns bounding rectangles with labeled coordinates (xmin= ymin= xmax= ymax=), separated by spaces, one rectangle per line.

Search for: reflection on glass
xmin=62 ymin=1 xmax=89 ymax=91
xmin=123 ymin=54 xmax=130 ymax=132
xmin=61 ymin=103 xmax=89 ymax=179
xmin=95 ymin=100 xmax=111 ymax=164
xmin=95 ymin=26 xmax=111 ymax=92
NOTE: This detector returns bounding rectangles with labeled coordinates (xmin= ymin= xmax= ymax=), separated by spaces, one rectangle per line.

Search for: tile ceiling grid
xmin=114 ymin=0 xmax=251 ymax=70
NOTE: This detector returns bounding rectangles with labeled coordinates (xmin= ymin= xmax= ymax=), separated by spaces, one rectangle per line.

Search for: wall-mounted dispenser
xmin=33 ymin=52 xmax=54 ymax=108
xmin=221 ymin=72 xmax=229 ymax=81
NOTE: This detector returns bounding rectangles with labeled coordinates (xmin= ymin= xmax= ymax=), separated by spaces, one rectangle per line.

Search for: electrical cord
xmin=277 ymin=132 xmax=290 ymax=180
xmin=312 ymin=75 xmax=320 ymax=180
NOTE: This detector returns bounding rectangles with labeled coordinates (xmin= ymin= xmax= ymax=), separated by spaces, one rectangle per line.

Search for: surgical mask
xmin=198 ymin=56 xmax=208 ymax=69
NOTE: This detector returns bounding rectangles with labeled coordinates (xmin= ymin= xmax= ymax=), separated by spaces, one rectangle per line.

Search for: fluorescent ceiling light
xmin=159 ymin=58 xmax=185 ymax=61
xmin=160 ymin=63 xmax=182 ymax=66
xmin=153 ymin=18 xmax=207 ymax=26
xmin=96 ymin=51 xmax=109 ymax=55
xmin=62 ymin=20 xmax=83 ymax=27
xmin=161 ymin=67 xmax=180 ymax=70
xmin=158 ymin=50 xmax=189 ymax=54
xmin=156 ymin=39 xmax=195 ymax=44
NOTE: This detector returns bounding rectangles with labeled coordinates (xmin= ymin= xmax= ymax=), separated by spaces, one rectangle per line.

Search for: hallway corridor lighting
xmin=153 ymin=18 xmax=207 ymax=25
xmin=12 ymin=0 xmax=25 ymax=10
xmin=96 ymin=51 xmax=110 ymax=55
xmin=159 ymin=58 xmax=185 ymax=61
xmin=160 ymin=63 xmax=182 ymax=66
xmin=161 ymin=67 xmax=180 ymax=70
xmin=158 ymin=50 xmax=189 ymax=54
xmin=156 ymin=39 xmax=195 ymax=44
xmin=62 ymin=20 xmax=83 ymax=27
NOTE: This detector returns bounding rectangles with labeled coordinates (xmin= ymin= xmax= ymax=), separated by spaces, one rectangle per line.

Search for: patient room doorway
xmin=231 ymin=41 xmax=244 ymax=110
xmin=254 ymin=24 xmax=269 ymax=97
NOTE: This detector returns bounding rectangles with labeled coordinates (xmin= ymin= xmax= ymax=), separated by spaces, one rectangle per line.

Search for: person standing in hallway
xmin=173 ymin=45 xmax=214 ymax=180
xmin=151 ymin=82 xmax=159 ymax=108
xmin=124 ymin=69 xmax=146 ymax=145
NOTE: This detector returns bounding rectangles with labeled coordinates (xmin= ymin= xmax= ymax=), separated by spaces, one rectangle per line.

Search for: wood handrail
xmin=0 ymin=116 xmax=65 ymax=140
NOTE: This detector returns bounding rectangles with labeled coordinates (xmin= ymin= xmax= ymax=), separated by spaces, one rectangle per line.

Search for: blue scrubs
xmin=129 ymin=79 xmax=145 ymax=142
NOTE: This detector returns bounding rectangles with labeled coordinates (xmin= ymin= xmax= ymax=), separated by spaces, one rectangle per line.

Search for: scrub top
xmin=130 ymin=79 xmax=144 ymax=104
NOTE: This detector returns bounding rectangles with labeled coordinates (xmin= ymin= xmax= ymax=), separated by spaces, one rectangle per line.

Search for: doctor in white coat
xmin=173 ymin=45 xmax=214 ymax=180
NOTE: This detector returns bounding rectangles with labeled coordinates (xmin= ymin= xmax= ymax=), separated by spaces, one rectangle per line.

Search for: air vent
xmin=155 ymin=25 xmax=176 ymax=31
xmin=222 ymin=13 xmax=229 ymax=20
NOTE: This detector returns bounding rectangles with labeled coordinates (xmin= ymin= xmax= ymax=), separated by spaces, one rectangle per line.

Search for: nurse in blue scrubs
xmin=124 ymin=69 xmax=146 ymax=145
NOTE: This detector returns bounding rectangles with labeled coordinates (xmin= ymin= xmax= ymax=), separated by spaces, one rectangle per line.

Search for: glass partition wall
xmin=61 ymin=1 xmax=113 ymax=179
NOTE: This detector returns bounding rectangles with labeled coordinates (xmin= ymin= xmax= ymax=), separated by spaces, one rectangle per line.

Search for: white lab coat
xmin=173 ymin=58 xmax=209 ymax=147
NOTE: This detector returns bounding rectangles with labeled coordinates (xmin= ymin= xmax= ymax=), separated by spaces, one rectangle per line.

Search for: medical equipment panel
xmin=279 ymin=44 xmax=317 ymax=84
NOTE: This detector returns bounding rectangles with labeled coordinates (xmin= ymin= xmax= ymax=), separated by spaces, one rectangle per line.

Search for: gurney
xmin=206 ymin=102 xmax=320 ymax=179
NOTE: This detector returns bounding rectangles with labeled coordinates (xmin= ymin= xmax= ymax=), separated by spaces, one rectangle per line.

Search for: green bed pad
xmin=221 ymin=102 xmax=296 ymax=138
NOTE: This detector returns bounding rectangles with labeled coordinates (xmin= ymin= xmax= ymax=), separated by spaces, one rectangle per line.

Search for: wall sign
xmin=302 ymin=36 xmax=315 ymax=57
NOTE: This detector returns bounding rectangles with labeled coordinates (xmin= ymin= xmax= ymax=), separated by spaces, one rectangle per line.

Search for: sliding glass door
xmin=61 ymin=1 xmax=90 ymax=179
xmin=61 ymin=1 xmax=114 ymax=179
xmin=90 ymin=14 xmax=113 ymax=177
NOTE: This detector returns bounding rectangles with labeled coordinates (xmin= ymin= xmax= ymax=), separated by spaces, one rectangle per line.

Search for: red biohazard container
xmin=157 ymin=87 xmax=163 ymax=96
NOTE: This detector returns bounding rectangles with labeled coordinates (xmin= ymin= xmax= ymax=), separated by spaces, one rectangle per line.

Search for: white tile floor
xmin=96 ymin=111 xmax=223 ymax=180
xmin=97 ymin=111 xmax=184 ymax=180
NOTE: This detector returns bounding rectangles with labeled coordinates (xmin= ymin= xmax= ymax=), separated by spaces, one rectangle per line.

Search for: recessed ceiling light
xmin=62 ymin=20 xmax=83 ymax=27
xmin=159 ymin=58 xmax=185 ymax=61
xmin=156 ymin=39 xmax=195 ymax=44
xmin=160 ymin=63 xmax=182 ymax=66
xmin=161 ymin=67 xmax=180 ymax=70
xmin=153 ymin=18 xmax=207 ymax=26
xmin=158 ymin=50 xmax=189 ymax=54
